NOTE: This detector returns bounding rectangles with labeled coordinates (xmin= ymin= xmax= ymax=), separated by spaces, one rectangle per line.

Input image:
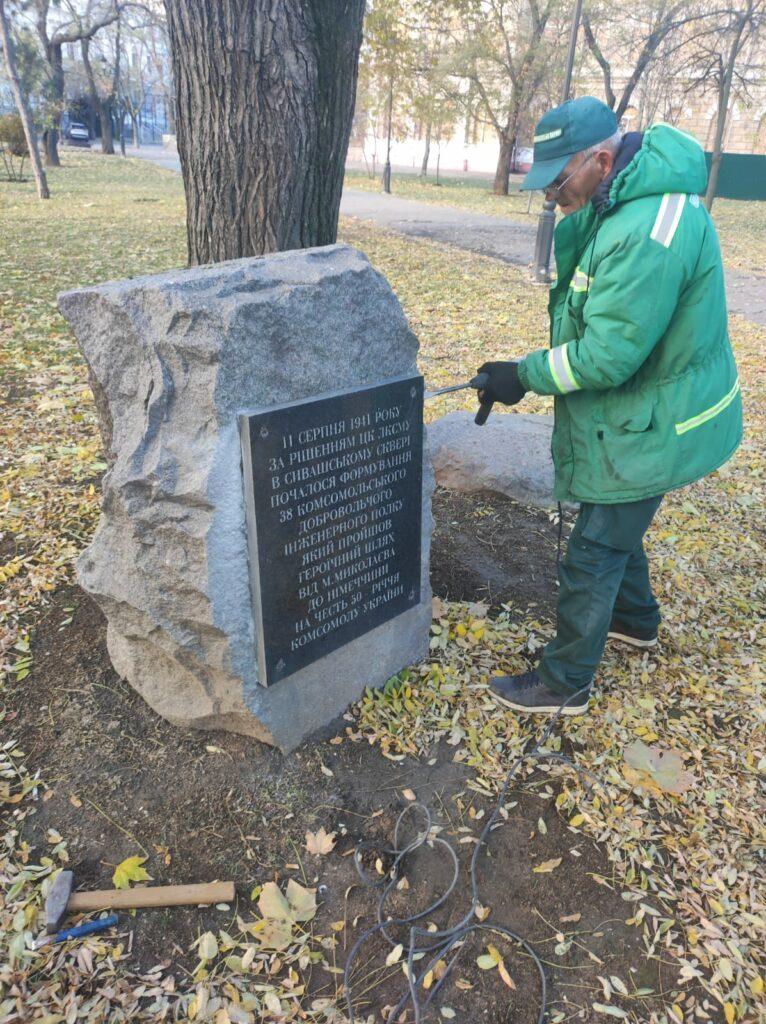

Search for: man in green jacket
xmin=478 ymin=96 xmax=742 ymax=716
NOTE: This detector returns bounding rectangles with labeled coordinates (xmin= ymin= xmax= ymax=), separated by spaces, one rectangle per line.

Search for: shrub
xmin=0 ymin=114 xmax=27 ymax=157
xmin=0 ymin=113 xmax=28 ymax=181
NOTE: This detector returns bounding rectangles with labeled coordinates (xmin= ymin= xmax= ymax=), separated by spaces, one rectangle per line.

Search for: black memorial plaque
xmin=240 ymin=375 xmax=424 ymax=687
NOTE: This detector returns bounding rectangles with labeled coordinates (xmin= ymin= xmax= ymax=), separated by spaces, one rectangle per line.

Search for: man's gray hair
xmin=585 ymin=130 xmax=622 ymax=158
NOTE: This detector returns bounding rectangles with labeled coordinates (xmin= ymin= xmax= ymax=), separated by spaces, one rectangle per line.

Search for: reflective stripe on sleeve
xmin=548 ymin=344 xmax=581 ymax=394
xmin=651 ymin=193 xmax=686 ymax=248
xmin=569 ymin=266 xmax=591 ymax=292
xmin=675 ymin=378 xmax=740 ymax=435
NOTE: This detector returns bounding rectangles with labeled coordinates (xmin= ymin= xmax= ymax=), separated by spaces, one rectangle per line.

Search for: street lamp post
xmin=531 ymin=0 xmax=585 ymax=284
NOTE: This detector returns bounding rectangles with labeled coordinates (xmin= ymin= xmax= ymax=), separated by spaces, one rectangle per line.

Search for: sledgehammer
xmin=45 ymin=870 xmax=235 ymax=933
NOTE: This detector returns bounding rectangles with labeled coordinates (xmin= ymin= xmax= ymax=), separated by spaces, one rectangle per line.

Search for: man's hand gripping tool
xmin=424 ymin=372 xmax=493 ymax=425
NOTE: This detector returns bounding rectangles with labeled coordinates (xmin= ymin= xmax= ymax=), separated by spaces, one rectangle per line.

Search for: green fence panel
xmin=704 ymin=152 xmax=766 ymax=201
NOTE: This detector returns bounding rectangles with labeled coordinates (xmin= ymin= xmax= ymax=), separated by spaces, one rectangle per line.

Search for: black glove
xmin=476 ymin=360 xmax=526 ymax=406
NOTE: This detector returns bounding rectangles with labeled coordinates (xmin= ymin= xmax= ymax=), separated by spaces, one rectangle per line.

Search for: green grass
xmin=0 ymin=152 xmax=187 ymax=659
xmin=0 ymin=153 xmax=186 ymax=302
xmin=345 ymin=167 xmax=766 ymax=276
xmin=707 ymin=197 xmax=766 ymax=274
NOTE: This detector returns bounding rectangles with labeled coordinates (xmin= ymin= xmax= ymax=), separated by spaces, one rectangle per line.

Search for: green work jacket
xmin=518 ymin=123 xmax=742 ymax=504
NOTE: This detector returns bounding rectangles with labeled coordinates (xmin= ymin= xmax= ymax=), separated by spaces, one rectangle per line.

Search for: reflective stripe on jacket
xmin=518 ymin=123 xmax=742 ymax=504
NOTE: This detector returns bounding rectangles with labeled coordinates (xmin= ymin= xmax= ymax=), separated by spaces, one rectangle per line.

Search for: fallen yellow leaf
xmin=386 ymin=943 xmax=403 ymax=967
xmin=533 ymin=858 xmax=562 ymax=873
xmin=498 ymin=960 xmax=516 ymax=989
xmin=112 ymin=855 xmax=151 ymax=890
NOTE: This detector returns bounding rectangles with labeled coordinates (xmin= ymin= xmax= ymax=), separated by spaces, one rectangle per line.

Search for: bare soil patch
xmin=7 ymin=491 xmax=675 ymax=1022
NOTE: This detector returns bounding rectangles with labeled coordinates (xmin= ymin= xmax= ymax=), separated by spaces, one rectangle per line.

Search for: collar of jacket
xmin=549 ymin=202 xmax=599 ymax=318
xmin=591 ymin=131 xmax=644 ymax=215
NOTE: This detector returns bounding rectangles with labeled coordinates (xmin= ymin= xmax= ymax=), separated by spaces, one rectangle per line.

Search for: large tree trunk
xmin=81 ymin=37 xmax=115 ymax=155
xmin=43 ymin=128 xmax=57 ymax=165
xmin=493 ymin=131 xmax=514 ymax=196
xmin=44 ymin=41 xmax=64 ymax=167
xmin=0 ymin=0 xmax=50 ymax=198
xmin=164 ymin=0 xmax=365 ymax=265
xmin=101 ymin=103 xmax=115 ymax=154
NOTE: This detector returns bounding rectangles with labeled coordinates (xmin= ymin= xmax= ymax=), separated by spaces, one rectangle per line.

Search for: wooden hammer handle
xmin=68 ymin=881 xmax=235 ymax=913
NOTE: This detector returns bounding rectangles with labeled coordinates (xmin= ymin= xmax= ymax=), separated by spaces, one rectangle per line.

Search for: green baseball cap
xmin=520 ymin=96 xmax=619 ymax=191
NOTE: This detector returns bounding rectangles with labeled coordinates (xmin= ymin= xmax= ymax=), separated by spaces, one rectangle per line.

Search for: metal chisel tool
xmin=424 ymin=371 xmax=493 ymax=425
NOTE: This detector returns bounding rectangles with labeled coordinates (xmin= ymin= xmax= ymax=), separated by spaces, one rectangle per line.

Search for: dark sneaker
xmin=607 ymin=617 xmax=658 ymax=649
xmin=488 ymin=670 xmax=590 ymax=716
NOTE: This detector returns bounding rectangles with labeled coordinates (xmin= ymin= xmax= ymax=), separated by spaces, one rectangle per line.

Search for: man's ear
xmin=597 ymin=148 xmax=615 ymax=180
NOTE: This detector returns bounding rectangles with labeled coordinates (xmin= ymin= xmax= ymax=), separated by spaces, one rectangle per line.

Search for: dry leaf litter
xmin=1 ymin=155 xmax=764 ymax=1023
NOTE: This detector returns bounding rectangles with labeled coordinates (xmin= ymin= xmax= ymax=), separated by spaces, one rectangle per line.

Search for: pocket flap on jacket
xmin=605 ymin=393 xmax=654 ymax=432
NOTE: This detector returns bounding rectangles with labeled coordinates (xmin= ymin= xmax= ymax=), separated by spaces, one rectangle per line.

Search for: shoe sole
xmin=607 ymin=630 xmax=658 ymax=649
xmin=490 ymin=692 xmax=589 ymax=716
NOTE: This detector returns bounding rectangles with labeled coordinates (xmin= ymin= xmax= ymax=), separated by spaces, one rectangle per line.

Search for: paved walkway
xmin=341 ymin=190 xmax=537 ymax=268
xmin=126 ymin=145 xmax=766 ymax=326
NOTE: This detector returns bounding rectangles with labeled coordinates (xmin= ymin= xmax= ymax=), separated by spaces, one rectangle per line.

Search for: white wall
xmin=348 ymin=133 xmax=505 ymax=174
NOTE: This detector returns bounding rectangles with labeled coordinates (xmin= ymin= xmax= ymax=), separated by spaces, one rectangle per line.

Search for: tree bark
xmin=0 ymin=0 xmax=50 ymax=198
xmin=81 ymin=37 xmax=115 ymax=155
xmin=420 ymin=119 xmax=432 ymax=179
xmin=103 ymin=106 xmax=115 ymax=153
xmin=44 ymin=40 xmax=63 ymax=166
xmin=705 ymin=16 xmax=747 ymax=211
xmin=582 ymin=14 xmax=616 ymax=109
xmin=163 ymin=82 xmax=175 ymax=133
xmin=493 ymin=131 xmax=514 ymax=196
xmin=164 ymin=0 xmax=365 ymax=265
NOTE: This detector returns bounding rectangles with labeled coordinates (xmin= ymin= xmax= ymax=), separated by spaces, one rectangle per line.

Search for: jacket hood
xmin=607 ymin=123 xmax=708 ymax=208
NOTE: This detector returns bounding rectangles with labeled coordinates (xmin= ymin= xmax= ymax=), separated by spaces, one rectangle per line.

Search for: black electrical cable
xmin=343 ymin=684 xmax=604 ymax=1024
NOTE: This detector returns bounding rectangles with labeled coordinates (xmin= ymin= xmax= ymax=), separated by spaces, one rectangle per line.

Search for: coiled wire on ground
xmin=343 ymin=685 xmax=602 ymax=1024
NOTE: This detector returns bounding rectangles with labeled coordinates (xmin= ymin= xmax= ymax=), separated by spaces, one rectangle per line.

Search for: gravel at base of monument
xmin=428 ymin=409 xmax=559 ymax=508
xmin=57 ymin=244 xmax=433 ymax=752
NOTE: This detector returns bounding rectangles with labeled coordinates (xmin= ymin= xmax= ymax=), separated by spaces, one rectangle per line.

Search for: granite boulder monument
xmin=58 ymin=244 xmax=433 ymax=753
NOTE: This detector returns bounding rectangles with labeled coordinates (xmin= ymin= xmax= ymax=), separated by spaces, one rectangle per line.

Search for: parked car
xmin=66 ymin=122 xmax=91 ymax=147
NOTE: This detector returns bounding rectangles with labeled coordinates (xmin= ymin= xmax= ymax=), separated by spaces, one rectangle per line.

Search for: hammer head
xmin=46 ymin=870 xmax=74 ymax=933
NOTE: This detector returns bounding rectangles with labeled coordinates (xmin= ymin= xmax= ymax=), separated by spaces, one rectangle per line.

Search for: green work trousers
xmin=538 ymin=495 xmax=663 ymax=695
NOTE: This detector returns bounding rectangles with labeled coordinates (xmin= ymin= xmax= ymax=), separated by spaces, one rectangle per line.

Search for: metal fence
xmin=705 ymin=152 xmax=766 ymax=201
